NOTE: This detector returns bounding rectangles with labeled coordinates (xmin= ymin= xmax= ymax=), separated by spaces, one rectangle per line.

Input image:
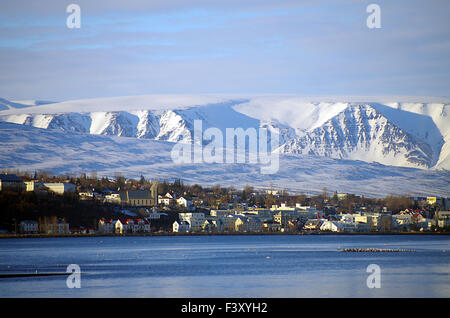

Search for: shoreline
xmin=0 ymin=231 xmax=449 ymax=239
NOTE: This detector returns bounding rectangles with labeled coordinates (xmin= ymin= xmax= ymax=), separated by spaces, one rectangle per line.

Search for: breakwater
xmin=339 ymin=248 xmax=414 ymax=252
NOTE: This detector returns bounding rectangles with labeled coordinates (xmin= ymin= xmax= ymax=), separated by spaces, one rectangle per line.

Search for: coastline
xmin=0 ymin=231 xmax=449 ymax=239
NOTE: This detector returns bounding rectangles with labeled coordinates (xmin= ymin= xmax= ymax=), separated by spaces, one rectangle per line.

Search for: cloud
xmin=0 ymin=0 xmax=449 ymax=100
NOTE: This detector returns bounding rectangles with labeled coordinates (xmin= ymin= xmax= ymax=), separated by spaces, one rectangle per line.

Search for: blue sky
xmin=0 ymin=0 xmax=449 ymax=100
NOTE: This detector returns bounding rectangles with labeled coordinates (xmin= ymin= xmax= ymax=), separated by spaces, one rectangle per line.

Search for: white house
xmin=178 ymin=213 xmax=205 ymax=232
xmin=122 ymin=219 xmax=151 ymax=233
xmin=173 ymin=221 xmax=190 ymax=233
xmin=177 ymin=197 xmax=193 ymax=208
xmin=19 ymin=220 xmax=38 ymax=234
xmin=40 ymin=218 xmax=70 ymax=234
xmin=112 ymin=219 xmax=123 ymax=234
xmin=320 ymin=220 xmax=343 ymax=232
xmin=158 ymin=195 xmax=173 ymax=205
xmin=98 ymin=219 xmax=123 ymax=234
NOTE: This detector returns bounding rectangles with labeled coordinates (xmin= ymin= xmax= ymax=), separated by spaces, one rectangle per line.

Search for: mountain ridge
xmin=0 ymin=95 xmax=448 ymax=170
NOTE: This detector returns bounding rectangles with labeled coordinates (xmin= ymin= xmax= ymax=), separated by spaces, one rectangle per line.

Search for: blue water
xmin=0 ymin=235 xmax=449 ymax=297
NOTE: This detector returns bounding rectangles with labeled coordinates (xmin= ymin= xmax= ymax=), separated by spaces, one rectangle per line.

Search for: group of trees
xmin=0 ymin=190 xmax=115 ymax=233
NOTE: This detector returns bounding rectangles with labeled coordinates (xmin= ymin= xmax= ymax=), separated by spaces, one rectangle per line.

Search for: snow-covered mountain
xmin=278 ymin=104 xmax=435 ymax=168
xmin=1 ymin=121 xmax=449 ymax=197
xmin=0 ymin=95 xmax=449 ymax=171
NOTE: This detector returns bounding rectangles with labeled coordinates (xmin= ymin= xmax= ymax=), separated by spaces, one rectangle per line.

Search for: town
xmin=0 ymin=171 xmax=449 ymax=236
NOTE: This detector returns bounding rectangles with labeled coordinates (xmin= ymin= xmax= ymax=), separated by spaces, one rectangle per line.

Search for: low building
xmin=273 ymin=211 xmax=299 ymax=229
xmin=98 ymin=219 xmax=115 ymax=234
xmin=303 ymin=219 xmax=323 ymax=231
xmin=122 ymin=219 xmax=151 ymax=233
xmin=79 ymin=190 xmax=94 ymax=200
xmin=19 ymin=220 xmax=38 ymax=234
xmin=39 ymin=218 xmax=70 ymax=234
xmin=435 ymin=210 xmax=450 ymax=228
xmin=42 ymin=182 xmax=76 ymax=194
xmin=262 ymin=220 xmax=281 ymax=232
xmin=104 ymin=193 xmax=120 ymax=203
xmin=177 ymin=196 xmax=193 ymax=208
xmin=320 ymin=220 xmax=343 ymax=232
xmin=158 ymin=195 xmax=173 ymax=205
xmin=173 ymin=221 xmax=190 ymax=233
xmin=210 ymin=209 xmax=234 ymax=218
xmin=0 ymin=174 xmax=25 ymax=191
xmin=178 ymin=212 xmax=205 ymax=232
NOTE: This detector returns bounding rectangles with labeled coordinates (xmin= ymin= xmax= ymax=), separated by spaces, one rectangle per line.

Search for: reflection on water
xmin=0 ymin=235 xmax=449 ymax=297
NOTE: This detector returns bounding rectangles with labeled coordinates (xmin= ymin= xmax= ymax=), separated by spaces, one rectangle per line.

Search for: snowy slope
xmin=278 ymin=104 xmax=435 ymax=168
xmin=0 ymin=95 xmax=449 ymax=170
xmin=1 ymin=122 xmax=449 ymax=197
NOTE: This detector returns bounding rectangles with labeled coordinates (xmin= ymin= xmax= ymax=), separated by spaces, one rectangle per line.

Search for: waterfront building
xmin=178 ymin=212 xmax=205 ymax=232
xmin=39 ymin=217 xmax=70 ymax=234
xmin=19 ymin=220 xmax=38 ymax=234
xmin=173 ymin=221 xmax=190 ymax=233
xmin=320 ymin=220 xmax=342 ymax=232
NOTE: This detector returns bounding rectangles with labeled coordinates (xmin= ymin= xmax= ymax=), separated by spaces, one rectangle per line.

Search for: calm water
xmin=0 ymin=235 xmax=449 ymax=297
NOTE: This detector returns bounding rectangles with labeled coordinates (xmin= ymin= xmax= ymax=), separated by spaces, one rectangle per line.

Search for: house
xmin=112 ymin=219 xmax=124 ymax=234
xmin=39 ymin=218 xmax=70 ymax=234
xmin=217 ymin=215 xmax=239 ymax=232
xmin=238 ymin=215 xmax=263 ymax=232
xmin=262 ymin=220 xmax=281 ymax=232
xmin=79 ymin=190 xmax=94 ymax=200
xmin=273 ymin=211 xmax=298 ymax=228
xmin=201 ymin=220 xmax=215 ymax=232
xmin=178 ymin=213 xmax=205 ymax=232
xmin=97 ymin=218 xmax=123 ymax=234
xmin=435 ymin=210 xmax=450 ymax=228
xmin=320 ymin=220 xmax=343 ymax=232
xmin=338 ymin=221 xmax=357 ymax=232
xmin=0 ymin=174 xmax=25 ymax=191
xmin=104 ymin=193 xmax=120 ymax=203
xmin=19 ymin=220 xmax=38 ymax=234
xmin=177 ymin=196 xmax=193 ymax=208
xmin=158 ymin=195 xmax=173 ymax=205
xmin=173 ymin=221 xmax=190 ymax=233
xmin=25 ymin=180 xmax=46 ymax=192
xmin=122 ymin=219 xmax=151 ymax=233
xmin=98 ymin=219 xmax=115 ymax=234
xmin=303 ymin=219 xmax=324 ymax=231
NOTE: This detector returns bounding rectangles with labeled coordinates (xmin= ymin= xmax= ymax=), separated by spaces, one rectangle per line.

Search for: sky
xmin=0 ymin=0 xmax=449 ymax=101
